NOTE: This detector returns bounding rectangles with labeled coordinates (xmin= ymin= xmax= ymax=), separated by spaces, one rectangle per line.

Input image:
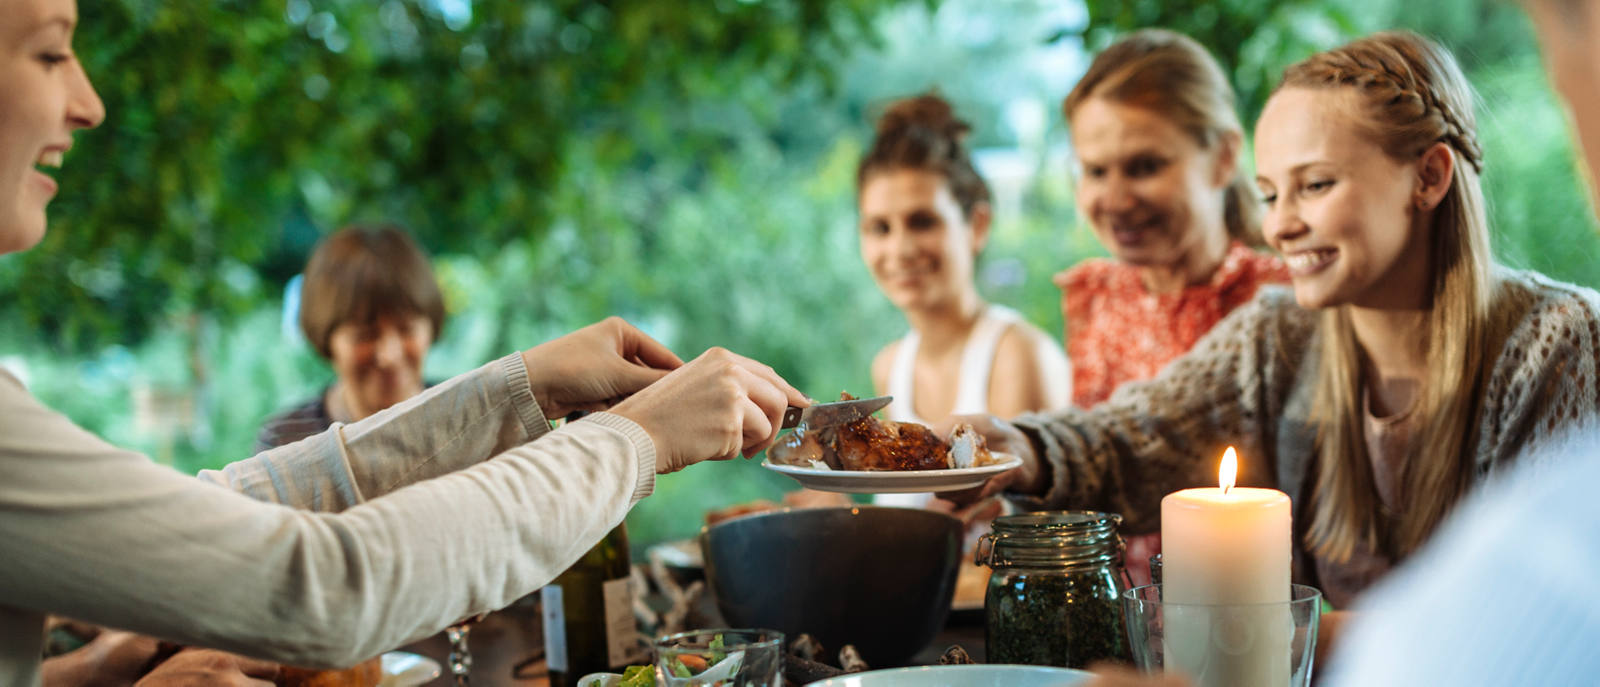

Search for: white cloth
xmin=883 ymin=304 xmax=1023 ymax=425
xmin=1322 ymin=423 xmax=1600 ymax=686
xmin=0 ymin=353 xmax=656 ymax=686
xmin=877 ymin=305 xmax=1022 ymax=508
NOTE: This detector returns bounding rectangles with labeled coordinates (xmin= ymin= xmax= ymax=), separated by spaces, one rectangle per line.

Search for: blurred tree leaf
xmin=4 ymin=0 xmax=906 ymax=353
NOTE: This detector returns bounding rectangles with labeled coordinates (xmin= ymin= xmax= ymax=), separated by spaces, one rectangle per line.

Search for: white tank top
xmin=884 ymin=304 xmax=1023 ymax=424
xmin=875 ymin=304 xmax=1022 ymax=508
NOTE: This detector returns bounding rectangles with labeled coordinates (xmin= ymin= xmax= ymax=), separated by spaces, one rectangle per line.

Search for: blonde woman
xmin=1056 ymin=29 xmax=1290 ymax=586
xmin=1058 ymin=29 xmax=1287 ymax=411
xmin=961 ymin=30 xmax=1600 ymax=623
xmin=1088 ymin=18 xmax=1600 ymax=687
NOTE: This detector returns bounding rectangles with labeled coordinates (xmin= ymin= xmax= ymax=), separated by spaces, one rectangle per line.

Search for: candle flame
xmin=1219 ymin=446 xmax=1238 ymax=494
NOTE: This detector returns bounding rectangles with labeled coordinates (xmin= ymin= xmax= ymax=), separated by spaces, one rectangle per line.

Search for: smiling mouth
xmin=33 ymin=149 xmax=64 ymax=190
xmin=1108 ymin=218 xmax=1160 ymax=245
xmin=1285 ymin=249 xmax=1338 ymax=276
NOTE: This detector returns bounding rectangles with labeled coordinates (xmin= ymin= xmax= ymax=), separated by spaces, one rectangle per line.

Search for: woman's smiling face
xmin=1070 ymin=96 xmax=1233 ymax=271
xmin=0 ymin=0 xmax=103 ymax=255
xmin=1254 ymin=87 xmax=1434 ymax=310
xmin=857 ymin=168 xmax=985 ymax=312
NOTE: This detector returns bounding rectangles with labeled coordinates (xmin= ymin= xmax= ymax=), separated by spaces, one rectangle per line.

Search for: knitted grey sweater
xmin=1011 ymin=269 xmax=1600 ymax=590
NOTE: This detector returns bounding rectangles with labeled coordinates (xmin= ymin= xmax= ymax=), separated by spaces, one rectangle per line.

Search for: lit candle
xmin=1160 ymin=447 xmax=1292 ymax=687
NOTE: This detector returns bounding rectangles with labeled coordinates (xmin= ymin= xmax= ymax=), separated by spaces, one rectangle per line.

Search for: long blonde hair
xmin=1278 ymin=32 xmax=1509 ymax=561
xmin=1064 ymin=29 xmax=1263 ymax=247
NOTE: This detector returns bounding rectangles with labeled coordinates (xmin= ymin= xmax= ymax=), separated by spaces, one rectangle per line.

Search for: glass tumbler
xmin=655 ymin=628 xmax=784 ymax=687
xmin=1122 ymin=583 xmax=1322 ymax=687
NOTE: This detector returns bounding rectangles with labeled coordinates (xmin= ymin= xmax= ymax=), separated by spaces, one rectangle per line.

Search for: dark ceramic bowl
xmin=701 ymin=506 xmax=962 ymax=667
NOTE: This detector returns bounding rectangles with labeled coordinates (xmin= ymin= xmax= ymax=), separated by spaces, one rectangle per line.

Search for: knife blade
xmin=781 ymin=395 xmax=892 ymax=430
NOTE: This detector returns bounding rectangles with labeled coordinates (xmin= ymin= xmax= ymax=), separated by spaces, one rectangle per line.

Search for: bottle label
xmin=602 ymin=576 xmax=640 ymax=666
xmin=541 ymin=585 xmax=567 ymax=673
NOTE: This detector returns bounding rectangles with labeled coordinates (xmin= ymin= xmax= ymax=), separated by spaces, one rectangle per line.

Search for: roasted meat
xmin=831 ymin=415 xmax=949 ymax=470
xmin=769 ymin=393 xmax=995 ymax=471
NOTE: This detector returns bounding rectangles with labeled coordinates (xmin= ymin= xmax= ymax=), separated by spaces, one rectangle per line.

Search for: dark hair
xmin=298 ymin=224 xmax=445 ymax=359
xmin=1064 ymin=29 xmax=1263 ymax=247
xmin=856 ymin=93 xmax=992 ymax=218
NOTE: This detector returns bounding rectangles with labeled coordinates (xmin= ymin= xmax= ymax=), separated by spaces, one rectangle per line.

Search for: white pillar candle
xmin=1160 ymin=447 xmax=1292 ymax=687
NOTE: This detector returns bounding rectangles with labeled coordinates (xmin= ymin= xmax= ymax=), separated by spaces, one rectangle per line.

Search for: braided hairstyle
xmin=856 ymin=93 xmax=991 ymax=219
xmin=1280 ymin=31 xmax=1484 ymax=174
xmin=1283 ymin=32 xmax=1502 ymax=563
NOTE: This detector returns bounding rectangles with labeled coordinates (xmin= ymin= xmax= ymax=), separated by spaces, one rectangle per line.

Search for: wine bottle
xmin=542 ymin=524 xmax=640 ymax=687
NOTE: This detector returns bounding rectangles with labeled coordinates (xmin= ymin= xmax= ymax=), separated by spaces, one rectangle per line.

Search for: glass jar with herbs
xmin=975 ymin=510 xmax=1132 ymax=669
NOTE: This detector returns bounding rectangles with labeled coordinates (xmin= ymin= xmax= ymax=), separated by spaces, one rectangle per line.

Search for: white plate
xmin=762 ymin=453 xmax=1021 ymax=494
xmin=576 ymin=673 xmax=623 ymax=687
xmin=805 ymin=664 xmax=1091 ymax=686
xmin=647 ymin=537 xmax=703 ymax=569
xmin=379 ymin=651 xmax=442 ymax=687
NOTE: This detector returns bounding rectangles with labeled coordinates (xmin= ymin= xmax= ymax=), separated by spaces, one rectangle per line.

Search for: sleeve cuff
xmin=500 ymin=352 xmax=552 ymax=441
xmin=578 ymin=412 xmax=657 ymax=505
xmin=1003 ymin=414 xmax=1058 ymax=511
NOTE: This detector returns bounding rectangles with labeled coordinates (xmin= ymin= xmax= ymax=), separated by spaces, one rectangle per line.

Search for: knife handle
xmin=781 ymin=406 xmax=804 ymax=429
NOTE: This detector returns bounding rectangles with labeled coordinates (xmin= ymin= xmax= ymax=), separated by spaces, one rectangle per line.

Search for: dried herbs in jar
xmin=976 ymin=511 xmax=1131 ymax=668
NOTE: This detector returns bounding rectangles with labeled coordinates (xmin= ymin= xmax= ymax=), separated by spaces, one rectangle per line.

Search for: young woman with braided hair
xmin=952 ymin=30 xmax=1600 ymax=663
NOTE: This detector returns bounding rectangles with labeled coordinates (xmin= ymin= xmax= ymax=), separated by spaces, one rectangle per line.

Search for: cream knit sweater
xmin=1011 ymin=270 xmax=1600 ymax=590
xmin=0 ymin=353 xmax=656 ymax=687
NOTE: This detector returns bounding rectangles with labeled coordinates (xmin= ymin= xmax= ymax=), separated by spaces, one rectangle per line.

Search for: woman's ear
xmin=1211 ymin=130 xmax=1242 ymax=188
xmin=1414 ymin=141 xmax=1456 ymax=211
xmin=969 ymin=202 xmax=993 ymax=254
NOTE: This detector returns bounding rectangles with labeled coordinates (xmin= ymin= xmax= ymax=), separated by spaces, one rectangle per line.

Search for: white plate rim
xmin=802 ymin=663 xmax=1092 ymax=686
xmin=761 ymin=453 xmax=1021 ymax=493
xmin=379 ymin=651 xmax=442 ymax=687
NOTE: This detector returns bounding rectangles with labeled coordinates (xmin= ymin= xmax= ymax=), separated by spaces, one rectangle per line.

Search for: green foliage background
xmin=3 ymin=0 xmax=1596 ymax=550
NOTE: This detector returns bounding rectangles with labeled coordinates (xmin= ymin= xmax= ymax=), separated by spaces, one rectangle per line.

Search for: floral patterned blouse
xmin=1054 ymin=242 xmax=1290 ymax=409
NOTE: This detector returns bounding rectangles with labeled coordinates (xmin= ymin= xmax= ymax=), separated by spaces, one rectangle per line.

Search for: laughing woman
xmin=965 ymin=30 xmax=1600 ymax=626
xmin=0 ymin=1 xmax=807 ymax=684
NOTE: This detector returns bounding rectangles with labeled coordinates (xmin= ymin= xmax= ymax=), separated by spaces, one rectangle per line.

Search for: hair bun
xmin=875 ymin=93 xmax=971 ymax=145
xmin=857 ymin=92 xmax=991 ymax=216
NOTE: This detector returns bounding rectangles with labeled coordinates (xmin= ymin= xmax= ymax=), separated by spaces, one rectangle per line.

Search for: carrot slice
xmin=678 ymin=653 xmax=709 ymax=672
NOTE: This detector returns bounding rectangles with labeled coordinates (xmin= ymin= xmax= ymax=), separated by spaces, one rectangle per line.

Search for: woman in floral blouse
xmin=1054 ymin=29 xmax=1287 ymax=584
xmin=1057 ymin=29 xmax=1288 ymax=410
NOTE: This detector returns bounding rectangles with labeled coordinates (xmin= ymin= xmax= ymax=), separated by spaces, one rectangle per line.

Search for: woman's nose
xmin=1263 ymin=201 xmax=1308 ymax=245
xmin=373 ymin=330 xmax=407 ymax=368
xmin=1098 ymin=176 xmax=1139 ymax=215
xmin=886 ymin=224 xmax=919 ymax=258
xmin=68 ymin=58 xmax=106 ymax=130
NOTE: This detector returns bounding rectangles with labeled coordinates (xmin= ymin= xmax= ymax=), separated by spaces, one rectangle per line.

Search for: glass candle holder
xmin=654 ymin=628 xmax=784 ymax=687
xmin=1122 ymin=583 xmax=1321 ymax=687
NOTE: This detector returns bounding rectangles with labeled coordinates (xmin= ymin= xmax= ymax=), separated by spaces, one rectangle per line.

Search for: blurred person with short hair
xmin=257 ymin=224 xmax=446 ymax=450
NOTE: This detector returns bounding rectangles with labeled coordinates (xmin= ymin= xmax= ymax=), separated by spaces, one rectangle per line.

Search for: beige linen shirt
xmin=0 ymin=352 xmax=656 ymax=686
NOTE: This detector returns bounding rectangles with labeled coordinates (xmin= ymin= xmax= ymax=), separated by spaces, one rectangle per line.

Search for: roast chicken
xmin=768 ymin=393 xmax=995 ymax=471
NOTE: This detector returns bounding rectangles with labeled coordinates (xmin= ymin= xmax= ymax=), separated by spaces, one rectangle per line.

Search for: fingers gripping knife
xmin=780 ymin=396 xmax=892 ymax=430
